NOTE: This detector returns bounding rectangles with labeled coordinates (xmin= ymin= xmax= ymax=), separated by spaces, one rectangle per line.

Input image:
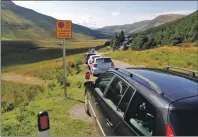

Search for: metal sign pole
xmin=63 ymin=39 xmax=67 ymax=97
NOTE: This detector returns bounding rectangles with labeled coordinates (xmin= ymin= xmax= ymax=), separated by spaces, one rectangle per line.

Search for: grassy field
xmin=2 ymin=40 xmax=106 ymax=68
xmin=1 ymin=40 xmax=102 ymax=136
xmin=106 ymin=46 xmax=198 ymax=71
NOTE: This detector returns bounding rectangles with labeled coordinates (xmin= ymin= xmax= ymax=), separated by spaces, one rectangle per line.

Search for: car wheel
xmin=85 ymin=92 xmax=91 ymax=116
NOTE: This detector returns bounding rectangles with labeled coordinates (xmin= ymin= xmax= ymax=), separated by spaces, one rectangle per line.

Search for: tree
xmin=118 ymin=30 xmax=125 ymax=43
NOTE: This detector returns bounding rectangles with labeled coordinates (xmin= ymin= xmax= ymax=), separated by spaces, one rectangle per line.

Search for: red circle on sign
xmin=58 ymin=22 xmax=64 ymax=28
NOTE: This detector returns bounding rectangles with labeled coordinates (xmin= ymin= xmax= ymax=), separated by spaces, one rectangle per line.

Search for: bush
xmin=26 ymin=87 xmax=38 ymax=101
xmin=48 ymin=82 xmax=56 ymax=90
xmin=2 ymin=102 xmax=15 ymax=113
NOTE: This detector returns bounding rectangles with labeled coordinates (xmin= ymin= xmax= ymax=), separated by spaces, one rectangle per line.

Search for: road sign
xmin=56 ymin=20 xmax=72 ymax=98
xmin=56 ymin=20 xmax=72 ymax=39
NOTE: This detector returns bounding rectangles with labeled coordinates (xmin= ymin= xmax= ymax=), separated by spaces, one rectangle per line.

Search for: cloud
xmin=48 ymin=12 xmax=97 ymax=27
xmin=13 ymin=1 xmax=35 ymax=7
xmin=76 ymin=16 xmax=96 ymax=26
xmin=112 ymin=12 xmax=120 ymax=16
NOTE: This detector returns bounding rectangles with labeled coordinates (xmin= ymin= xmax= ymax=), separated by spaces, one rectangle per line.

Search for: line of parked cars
xmin=83 ymin=49 xmax=198 ymax=136
xmin=84 ymin=49 xmax=115 ymax=77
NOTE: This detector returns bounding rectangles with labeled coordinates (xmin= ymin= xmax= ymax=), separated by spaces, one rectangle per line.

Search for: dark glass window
xmin=96 ymin=58 xmax=112 ymax=63
xmin=95 ymin=72 xmax=115 ymax=93
xmin=105 ymin=77 xmax=128 ymax=106
xmin=125 ymin=92 xmax=157 ymax=136
xmin=118 ymin=87 xmax=135 ymax=113
xmin=169 ymin=110 xmax=198 ymax=135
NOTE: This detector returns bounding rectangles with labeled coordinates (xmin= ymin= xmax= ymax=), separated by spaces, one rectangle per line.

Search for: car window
xmin=92 ymin=56 xmax=100 ymax=63
xmin=96 ymin=58 xmax=112 ymax=63
xmin=125 ymin=92 xmax=157 ymax=136
xmin=169 ymin=110 xmax=198 ymax=135
xmin=95 ymin=72 xmax=115 ymax=93
xmin=105 ymin=76 xmax=128 ymax=106
xmin=87 ymin=54 xmax=95 ymax=60
xmin=117 ymin=87 xmax=135 ymax=113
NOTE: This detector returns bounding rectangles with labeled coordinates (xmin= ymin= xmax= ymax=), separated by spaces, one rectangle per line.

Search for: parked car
xmin=90 ymin=57 xmax=115 ymax=76
xmin=84 ymin=52 xmax=96 ymax=64
xmin=84 ymin=66 xmax=198 ymax=136
xmin=88 ymin=54 xmax=101 ymax=69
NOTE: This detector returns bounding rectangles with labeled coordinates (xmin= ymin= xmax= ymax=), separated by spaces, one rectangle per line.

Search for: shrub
xmin=26 ymin=87 xmax=38 ymax=101
xmin=48 ymin=82 xmax=56 ymax=90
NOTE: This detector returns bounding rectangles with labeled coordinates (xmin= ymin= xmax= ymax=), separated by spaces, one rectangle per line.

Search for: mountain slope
xmin=131 ymin=11 xmax=198 ymax=50
xmin=97 ymin=14 xmax=185 ymax=34
xmin=1 ymin=1 xmax=110 ymax=40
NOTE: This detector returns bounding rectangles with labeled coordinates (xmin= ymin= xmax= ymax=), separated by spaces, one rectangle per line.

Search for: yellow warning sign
xmin=56 ymin=20 xmax=72 ymax=39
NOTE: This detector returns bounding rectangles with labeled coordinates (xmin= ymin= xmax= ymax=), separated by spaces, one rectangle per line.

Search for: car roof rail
xmin=164 ymin=66 xmax=198 ymax=78
xmin=114 ymin=68 xmax=164 ymax=95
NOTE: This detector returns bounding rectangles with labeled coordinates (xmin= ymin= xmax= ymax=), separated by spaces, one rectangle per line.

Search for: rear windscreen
xmin=96 ymin=58 xmax=112 ymax=63
xmin=169 ymin=110 xmax=198 ymax=135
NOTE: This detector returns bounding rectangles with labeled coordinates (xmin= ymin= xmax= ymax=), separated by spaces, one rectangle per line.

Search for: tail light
xmin=85 ymin=72 xmax=90 ymax=80
xmin=111 ymin=62 xmax=114 ymax=67
xmin=166 ymin=123 xmax=175 ymax=136
xmin=93 ymin=64 xmax=97 ymax=68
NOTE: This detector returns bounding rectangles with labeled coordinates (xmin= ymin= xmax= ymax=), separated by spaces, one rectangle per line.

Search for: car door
xmin=95 ymin=75 xmax=130 ymax=135
xmin=114 ymin=91 xmax=158 ymax=136
xmin=90 ymin=72 xmax=115 ymax=135
xmin=111 ymin=86 xmax=136 ymax=135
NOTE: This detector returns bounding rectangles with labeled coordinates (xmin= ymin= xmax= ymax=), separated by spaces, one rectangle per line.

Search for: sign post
xmin=56 ymin=20 xmax=72 ymax=98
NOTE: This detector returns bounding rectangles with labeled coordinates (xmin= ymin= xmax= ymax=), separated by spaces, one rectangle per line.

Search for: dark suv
xmin=84 ymin=52 xmax=95 ymax=64
xmin=84 ymin=67 xmax=198 ymax=136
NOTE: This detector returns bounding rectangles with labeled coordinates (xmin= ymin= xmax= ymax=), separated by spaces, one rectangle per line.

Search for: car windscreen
xmin=169 ymin=110 xmax=198 ymax=135
xmin=96 ymin=58 xmax=112 ymax=63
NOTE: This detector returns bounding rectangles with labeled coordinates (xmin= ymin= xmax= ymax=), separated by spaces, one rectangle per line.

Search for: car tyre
xmin=84 ymin=92 xmax=91 ymax=116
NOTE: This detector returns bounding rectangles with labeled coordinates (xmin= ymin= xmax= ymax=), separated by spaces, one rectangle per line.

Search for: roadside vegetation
xmin=1 ymin=40 xmax=104 ymax=136
xmin=106 ymin=46 xmax=198 ymax=71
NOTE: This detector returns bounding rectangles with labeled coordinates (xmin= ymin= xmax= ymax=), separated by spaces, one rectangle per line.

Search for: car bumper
xmin=92 ymin=67 xmax=115 ymax=75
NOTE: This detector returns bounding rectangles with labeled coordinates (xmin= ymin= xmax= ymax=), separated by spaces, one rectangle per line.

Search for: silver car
xmin=90 ymin=57 xmax=115 ymax=76
xmin=88 ymin=54 xmax=101 ymax=69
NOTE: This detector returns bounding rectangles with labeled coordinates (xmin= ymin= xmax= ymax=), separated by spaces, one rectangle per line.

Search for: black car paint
xmin=84 ymin=68 xmax=198 ymax=136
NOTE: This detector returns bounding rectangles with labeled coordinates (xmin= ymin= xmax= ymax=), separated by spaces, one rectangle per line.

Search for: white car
xmin=88 ymin=54 xmax=101 ymax=69
xmin=90 ymin=57 xmax=115 ymax=76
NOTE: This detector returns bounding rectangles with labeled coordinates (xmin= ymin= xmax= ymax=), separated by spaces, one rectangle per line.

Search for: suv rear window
xmin=96 ymin=58 xmax=112 ymax=63
xmin=169 ymin=110 xmax=198 ymax=135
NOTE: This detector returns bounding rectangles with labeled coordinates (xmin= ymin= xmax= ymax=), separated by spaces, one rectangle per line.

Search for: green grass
xmin=1 ymin=58 xmax=97 ymax=136
xmin=1 ymin=39 xmax=103 ymax=136
xmin=2 ymin=40 xmax=106 ymax=69
xmin=106 ymin=46 xmax=198 ymax=71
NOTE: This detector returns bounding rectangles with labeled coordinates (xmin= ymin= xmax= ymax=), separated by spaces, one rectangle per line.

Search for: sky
xmin=13 ymin=1 xmax=197 ymax=28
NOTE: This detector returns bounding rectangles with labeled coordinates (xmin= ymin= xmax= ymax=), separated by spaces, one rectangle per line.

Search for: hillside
xmin=130 ymin=11 xmax=198 ymax=50
xmin=97 ymin=14 xmax=185 ymax=34
xmin=1 ymin=1 xmax=110 ymax=41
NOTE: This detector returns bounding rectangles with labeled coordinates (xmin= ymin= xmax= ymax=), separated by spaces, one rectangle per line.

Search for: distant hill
xmin=1 ymin=1 xmax=111 ymax=41
xmin=88 ymin=27 xmax=98 ymax=30
xmin=97 ymin=14 xmax=185 ymax=34
xmin=130 ymin=11 xmax=198 ymax=50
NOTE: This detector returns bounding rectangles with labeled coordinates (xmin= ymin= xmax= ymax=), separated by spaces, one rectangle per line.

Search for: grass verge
xmin=106 ymin=46 xmax=198 ymax=71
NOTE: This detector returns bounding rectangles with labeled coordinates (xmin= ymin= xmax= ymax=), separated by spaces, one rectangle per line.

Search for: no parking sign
xmin=56 ymin=20 xmax=72 ymax=39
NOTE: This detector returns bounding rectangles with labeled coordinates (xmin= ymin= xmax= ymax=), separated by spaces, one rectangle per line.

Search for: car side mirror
xmin=84 ymin=81 xmax=95 ymax=87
